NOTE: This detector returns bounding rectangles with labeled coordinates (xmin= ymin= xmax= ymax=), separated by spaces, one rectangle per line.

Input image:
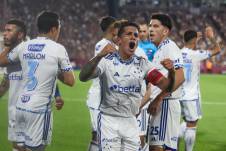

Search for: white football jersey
xmin=7 ymin=37 xmax=72 ymax=111
xmin=97 ymin=51 xmax=158 ymax=118
xmin=151 ymin=38 xmax=184 ymax=99
xmin=181 ymin=47 xmax=211 ymax=100
xmin=6 ymin=63 xmax=23 ymax=118
xmin=87 ymin=38 xmax=117 ymax=109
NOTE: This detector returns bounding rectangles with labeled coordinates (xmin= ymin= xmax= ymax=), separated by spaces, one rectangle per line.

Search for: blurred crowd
xmin=0 ymin=0 xmax=225 ymax=73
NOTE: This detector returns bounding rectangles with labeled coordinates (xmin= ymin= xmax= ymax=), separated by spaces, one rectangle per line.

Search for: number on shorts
xmin=27 ymin=61 xmax=39 ymax=91
xmin=150 ymin=126 xmax=159 ymax=135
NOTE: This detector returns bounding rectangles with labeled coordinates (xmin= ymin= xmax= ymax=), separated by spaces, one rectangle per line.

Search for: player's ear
xmin=18 ymin=32 xmax=24 ymax=40
xmin=163 ymin=27 xmax=169 ymax=36
xmin=117 ymin=37 xmax=121 ymax=46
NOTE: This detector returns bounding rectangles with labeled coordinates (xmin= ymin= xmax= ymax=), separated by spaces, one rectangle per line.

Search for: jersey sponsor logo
xmin=113 ymin=72 xmax=120 ymax=77
xmin=8 ymin=73 xmax=22 ymax=80
xmin=21 ymin=95 xmax=30 ymax=103
xmin=109 ymin=84 xmax=141 ymax=93
xmin=23 ymin=53 xmax=45 ymax=60
xmin=28 ymin=44 xmax=45 ymax=52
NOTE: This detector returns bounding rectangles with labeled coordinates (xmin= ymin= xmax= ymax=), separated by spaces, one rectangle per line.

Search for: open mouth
xmin=129 ymin=41 xmax=135 ymax=49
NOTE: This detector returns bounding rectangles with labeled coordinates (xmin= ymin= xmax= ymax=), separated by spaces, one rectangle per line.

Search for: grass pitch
xmin=0 ymin=72 xmax=225 ymax=151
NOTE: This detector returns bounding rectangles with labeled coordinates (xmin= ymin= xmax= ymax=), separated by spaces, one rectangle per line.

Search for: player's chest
xmin=105 ymin=63 xmax=144 ymax=83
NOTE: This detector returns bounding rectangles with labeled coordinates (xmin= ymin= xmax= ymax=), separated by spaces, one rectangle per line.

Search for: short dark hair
xmin=151 ymin=13 xmax=172 ymax=31
xmin=37 ymin=11 xmax=60 ymax=33
xmin=184 ymin=30 xmax=197 ymax=42
xmin=7 ymin=19 xmax=27 ymax=37
xmin=117 ymin=21 xmax=139 ymax=37
xmin=99 ymin=16 xmax=116 ymax=32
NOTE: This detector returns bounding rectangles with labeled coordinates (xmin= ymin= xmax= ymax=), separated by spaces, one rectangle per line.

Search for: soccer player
xmin=0 ymin=11 xmax=75 ymax=151
xmin=147 ymin=13 xmax=185 ymax=151
xmin=0 ymin=19 xmax=26 ymax=151
xmin=86 ymin=16 xmax=119 ymax=151
xmin=79 ymin=21 xmax=176 ymax=151
xmin=179 ymin=27 xmax=221 ymax=151
xmin=136 ymin=21 xmax=157 ymax=151
xmin=0 ymin=20 xmax=65 ymax=151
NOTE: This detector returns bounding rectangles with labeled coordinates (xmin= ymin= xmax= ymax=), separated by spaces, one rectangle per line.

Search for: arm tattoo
xmin=79 ymin=55 xmax=103 ymax=82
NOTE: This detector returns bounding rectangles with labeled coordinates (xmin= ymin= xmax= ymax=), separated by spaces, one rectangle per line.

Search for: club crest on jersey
xmin=28 ymin=44 xmax=45 ymax=52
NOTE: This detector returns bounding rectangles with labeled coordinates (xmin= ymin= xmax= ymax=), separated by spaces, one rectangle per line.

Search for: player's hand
xmin=55 ymin=96 xmax=64 ymax=110
xmin=147 ymin=96 xmax=162 ymax=116
xmin=205 ymin=26 xmax=214 ymax=39
xmin=161 ymin=58 xmax=174 ymax=71
xmin=97 ymin=44 xmax=116 ymax=57
xmin=197 ymin=32 xmax=202 ymax=41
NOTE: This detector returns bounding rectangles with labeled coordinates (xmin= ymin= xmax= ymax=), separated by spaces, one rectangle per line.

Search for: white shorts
xmin=180 ymin=99 xmax=202 ymax=122
xmin=147 ymin=99 xmax=181 ymax=150
xmin=97 ymin=113 xmax=140 ymax=151
xmin=8 ymin=106 xmax=17 ymax=142
xmin=88 ymin=107 xmax=100 ymax=132
xmin=137 ymin=106 xmax=149 ymax=136
xmin=15 ymin=107 xmax=52 ymax=148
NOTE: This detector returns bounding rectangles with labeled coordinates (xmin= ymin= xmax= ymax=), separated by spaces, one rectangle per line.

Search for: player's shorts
xmin=180 ymin=99 xmax=202 ymax=122
xmin=88 ymin=107 xmax=100 ymax=132
xmin=147 ymin=98 xmax=181 ymax=150
xmin=8 ymin=106 xmax=18 ymax=142
xmin=97 ymin=113 xmax=140 ymax=151
xmin=137 ymin=105 xmax=149 ymax=136
xmin=15 ymin=107 xmax=52 ymax=148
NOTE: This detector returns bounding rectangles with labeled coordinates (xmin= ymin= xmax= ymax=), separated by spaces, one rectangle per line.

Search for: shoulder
xmin=95 ymin=39 xmax=110 ymax=51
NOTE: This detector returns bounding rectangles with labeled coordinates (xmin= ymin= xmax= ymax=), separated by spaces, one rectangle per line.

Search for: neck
xmin=38 ymin=33 xmax=54 ymax=41
xmin=103 ymin=33 xmax=112 ymax=41
xmin=156 ymin=37 xmax=168 ymax=47
xmin=185 ymin=43 xmax=195 ymax=49
xmin=118 ymin=49 xmax=132 ymax=60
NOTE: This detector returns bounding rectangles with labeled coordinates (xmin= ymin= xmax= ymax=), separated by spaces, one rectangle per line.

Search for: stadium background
xmin=0 ymin=0 xmax=226 ymax=150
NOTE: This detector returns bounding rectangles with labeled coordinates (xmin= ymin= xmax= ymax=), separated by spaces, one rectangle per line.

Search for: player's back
xmin=181 ymin=47 xmax=211 ymax=100
xmin=15 ymin=37 xmax=68 ymax=111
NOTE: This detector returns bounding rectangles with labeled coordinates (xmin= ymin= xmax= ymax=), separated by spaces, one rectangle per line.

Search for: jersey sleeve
xmin=94 ymin=41 xmax=108 ymax=56
xmin=193 ymin=49 xmax=211 ymax=61
xmin=58 ymin=46 xmax=73 ymax=72
xmin=7 ymin=43 xmax=23 ymax=63
xmin=166 ymin=43 xmax=183 ymax=69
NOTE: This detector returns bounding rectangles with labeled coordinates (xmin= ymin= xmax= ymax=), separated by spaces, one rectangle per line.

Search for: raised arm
xmin=205 ymin=26 xmax=221 ymax=56
xmin=0 ymin=47 xmax=11 ymax=67
xmin=79 ymin=44 xmax=116 ymax=82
